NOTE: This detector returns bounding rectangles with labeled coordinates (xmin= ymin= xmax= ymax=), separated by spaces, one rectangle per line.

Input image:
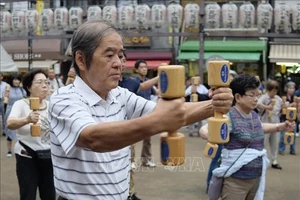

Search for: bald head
xmin=72 ymin=19 xmax=120 ymax=75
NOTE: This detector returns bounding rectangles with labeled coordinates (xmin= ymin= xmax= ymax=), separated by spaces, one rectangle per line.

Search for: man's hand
xmin=153 ymin=97 xmax=186 ymax=133
xmin=209 ymin=87 xmax=233 ymax=114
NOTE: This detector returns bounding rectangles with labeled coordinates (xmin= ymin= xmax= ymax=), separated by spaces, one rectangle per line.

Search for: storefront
xmin=1 ymin=39 xmax=67 ymax=74
xmin=177 ymin=40 xmax=267 ymax=82
xmin=269 ymin=44 xmax=300 ymax=86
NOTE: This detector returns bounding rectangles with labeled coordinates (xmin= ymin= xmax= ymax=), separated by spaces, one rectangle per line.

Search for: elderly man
xmin=49 ymin=19 xmax=233 ymax=200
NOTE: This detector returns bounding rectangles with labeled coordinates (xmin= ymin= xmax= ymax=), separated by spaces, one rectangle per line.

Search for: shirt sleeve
xmin=122 ymin=88 xmax=156 ymax=119
xmin=9 ymin=100 xmax=24 ymax=118
xmin=49 ymin=92 xmax=97 ymax=155
xmin=185 ymin=86 xmax=192 ymax=96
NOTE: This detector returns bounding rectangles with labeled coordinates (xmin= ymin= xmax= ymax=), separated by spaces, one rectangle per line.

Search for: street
xmin=1 ymin=126 xmax=300 ymax=200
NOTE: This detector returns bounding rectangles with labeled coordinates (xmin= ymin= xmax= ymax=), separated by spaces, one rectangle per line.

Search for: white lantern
xmin=118 ymin=6 xmax=134 ymax=29
xmin=69 ymin=7 xmax=83 ymax=29
xmin=205 ymin=3 xmax=221 ymax=29
xmin=0 ymin=11 xmax=12 ymax=32
xmin=222 ymin=2 xmax=238 ymax=28
xmin=167 ymin=4 xmax=183 ymax=29
xmin=239 ymin=2 xmax=255 ymax=28
xmin=274 ymin=3 xmax=291 ymax=34
xmin=257 ymin=3 xmax=273 ymax=30
xmin=25 ymin=10 xmax=38 ymax=32
xmin=87 ymin=6 xmax=102 ymax=21
xmin=102 ymin=5 xmax=117 ymax=25
xmin=184 ymin=3 xmax=199 ymax=28
xmin=292 ymin=3 xmax=300 ymax=31
xmin=151 ymin=4 xmax=166 ymax=29
xmin=54 ymin=7 xmax=69 ymax=29
xmin=11 ymin=11 xmax=25 ymax=32
xmin=135 ymin=4 xmax=151 ymax=30
xmin=41 ymin=8 xmax=54 ymax=32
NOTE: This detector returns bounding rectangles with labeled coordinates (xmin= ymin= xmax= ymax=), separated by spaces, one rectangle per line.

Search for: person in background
xmin=0 ymin=72 xmax=8 ymax=136
xmin=134 ymin=59 xmax=158 ymax=167
xmin=257 ymin=80 xmax=283 ymax=170
xmin=7 ymin=69 xmax=55 ymax=200
xmin=185 ymin=75 xmax=209 ymax=136
xmin=200 ymin=74 xmax=294 ymax=200
xmin=119 ymin=53 xmax=158 ymax=200
xmin=47 ymin=68 xmax=64 ymax=97
xmin=279 ymin=81 xmax=297 ymax=155
xmin=65 ymin=66 xmax=76 ymax=85
xmin=4 ymin=74 xmax=26 ymax=157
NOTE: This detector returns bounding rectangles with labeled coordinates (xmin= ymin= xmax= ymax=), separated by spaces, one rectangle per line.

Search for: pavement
xmin=1 ymin=126 xmax=300 ymax=200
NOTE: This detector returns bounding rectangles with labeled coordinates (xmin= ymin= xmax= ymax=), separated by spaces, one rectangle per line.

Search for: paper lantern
xmin=257 ymin=3 xmax=273 ymax=30
xmin=69 ymin=7 xmax=83 ymax=29
xmin=0 ymin=11 xmax=12 ymax=32
xmin=102 ymin=5 xmax=117 ymax=25
xmin=54 ymin=7 xmax=68 ymax=29
xmin=118 ymin=6 xmax=134 ymax=29
xmin=292 ymin=3 xmax=300 ymax=31
xmin=151 ymin=4 xmax=166 ymax=28
xmin=25 ymin=10 xmax=38 ymax=32
xmin=41 ymin=8 xmax=54 ymax=31
xmin=222 ymin=2 xmax=238 ymax=28
xmin=205 ymin=3 xmax=220 ymax=29
xmin=11 ymin=11 xmax=25 ymax=32
xmin=135 ymin=4 xmax=151 ymax=30
xmin=239 ymin=2 xmax=255 ymax=28
xmin=167 ymin=4 xmax=183 ymax=29
xmin=184 ymin=3 xmax=200 ymax=28
xmin=274 ymin=3 xmax=291 ymax=33
xmin=87 ymin=6 xmax=102 ymax=21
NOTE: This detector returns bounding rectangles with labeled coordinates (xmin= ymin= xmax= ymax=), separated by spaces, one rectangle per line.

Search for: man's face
xmin=48 ymin=69 xmax=55 ymax=80
xmin=0 ymin=74 xmax=3 ymax=82
xmin=79 ymin=31 xmax=123 ymax=94
xmin=136 ymin=62 xmax=148 ymax=76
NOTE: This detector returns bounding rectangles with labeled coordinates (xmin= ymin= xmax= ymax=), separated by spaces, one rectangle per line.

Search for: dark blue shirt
xmin=118 ymin=76 xmax=140 ymax=94
xmin=134 ymin=76 xmax=155 ymax=100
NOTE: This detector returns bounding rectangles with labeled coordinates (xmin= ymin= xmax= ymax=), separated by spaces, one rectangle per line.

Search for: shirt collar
xmin=73 ymin=76 xmax=119 ymax=106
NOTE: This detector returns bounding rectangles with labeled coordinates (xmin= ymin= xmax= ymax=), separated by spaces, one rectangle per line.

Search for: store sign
xmin=123 ymin=36 xmax=151 ymax=47
xmin=9 ymin=52 xmax=61 ymax=61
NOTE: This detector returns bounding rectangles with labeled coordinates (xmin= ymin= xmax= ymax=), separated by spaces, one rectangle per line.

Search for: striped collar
xmin=73 ymin=76 xmax=118 ymax=106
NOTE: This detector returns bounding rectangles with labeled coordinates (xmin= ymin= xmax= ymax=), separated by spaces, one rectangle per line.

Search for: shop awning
xmin=269 ymin=44 xmax=300 ymax=63
xmin=125 ymin=60 xmax=171 ymax=70
xmin=180 ymin=40 xmax=267 ymax=52
xmin=125 ymin=51 xmax=172 ymax=60
xmin=15 ymin=60 xmax=58 ymax=69
xmin=1 ymin=39 xmax=67 ymax=60
xmin=177 ymin=52 xmax=261 ymax=62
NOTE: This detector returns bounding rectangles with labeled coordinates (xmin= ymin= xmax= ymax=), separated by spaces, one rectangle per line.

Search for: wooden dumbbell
xmin=3 ymin=85 xmax=10 ymax=104
xmin=158 ymin=65 xmax=185 ymax=166
xmin=191 ymin=76 xmax=200 ymax=102
xmin=204 ymin=61 xmax=231 ymax=158
xmin=268 ymin=99 xmax=276 ymax=117
xmin=29 ymin=97 xmax=41 ymax=137
xmin=65 ymin=77 xmax=75 ymax=85
xmin=282 ymin=96 xmax=287 ymax=115
xmin=284 ymin=107 xmax=296 ymax=145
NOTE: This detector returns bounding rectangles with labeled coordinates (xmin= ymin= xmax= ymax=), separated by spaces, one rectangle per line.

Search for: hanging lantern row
xmin=1 ymin=2 xmax=300 ymax=33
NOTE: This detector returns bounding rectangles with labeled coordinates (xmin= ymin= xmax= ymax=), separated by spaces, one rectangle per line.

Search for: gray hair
xmin=284 ymin=81 xmax=296 ymax=92
xmin=71 ymin=18 xmax=118 ymax=76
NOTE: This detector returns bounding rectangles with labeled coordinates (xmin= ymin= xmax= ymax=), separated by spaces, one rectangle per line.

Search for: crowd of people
xmin=0 ymin=19 xmax=298 ymax=200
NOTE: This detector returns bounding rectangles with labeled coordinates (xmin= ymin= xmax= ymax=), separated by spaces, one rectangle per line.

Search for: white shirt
xmin=185 ymin=84 xmax=209 ymax=96
xmin=49 ymin=76 xmax=156 ymax=200
xmin=9 ymin=99 xmax=50 ymax=158
xmin=257 ymin=94 xmax=282 ymax=123
xmin=0 ymin=81 xmax=8 ymax=99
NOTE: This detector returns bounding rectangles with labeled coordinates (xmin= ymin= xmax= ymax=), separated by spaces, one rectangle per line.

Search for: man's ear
xmin=75 ymin=51 xmax=86 ymax=71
